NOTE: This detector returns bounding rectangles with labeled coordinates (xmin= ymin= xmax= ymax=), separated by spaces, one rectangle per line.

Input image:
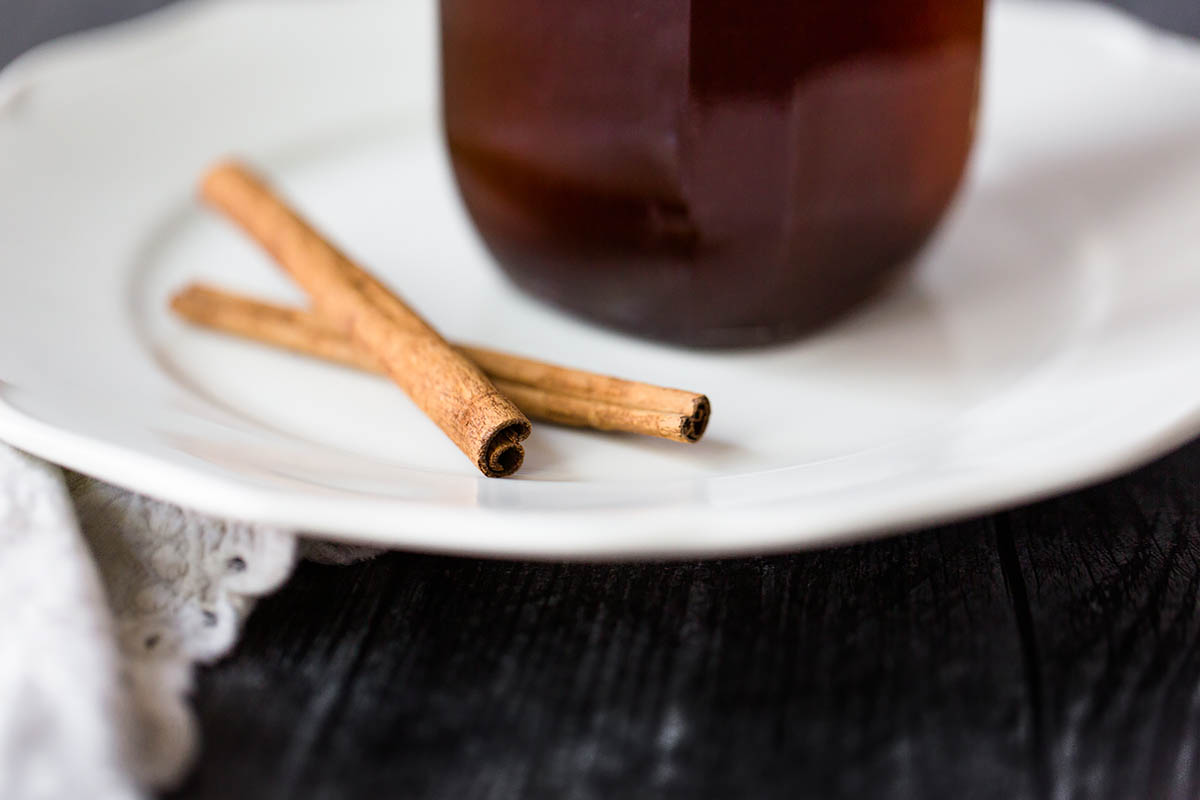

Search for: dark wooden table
xmin=6 ymin=3 xmax=1200 ymax=798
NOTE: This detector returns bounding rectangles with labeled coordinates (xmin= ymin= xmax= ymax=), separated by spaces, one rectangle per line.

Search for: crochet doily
xmin=0 ymin=444 xmax=357 ymax=798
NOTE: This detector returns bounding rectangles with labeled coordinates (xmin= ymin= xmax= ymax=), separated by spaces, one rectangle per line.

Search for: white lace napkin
xmin=0 ymin=442 xmax=354 ymax=799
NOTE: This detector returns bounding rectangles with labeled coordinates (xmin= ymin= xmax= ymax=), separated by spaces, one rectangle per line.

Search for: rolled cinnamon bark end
xmin=682 ymin=396 xmax=712 ymax=444
xmin=199 ymin=160 xmax=531 ymax=478
xmin=483 ymin=421 xmax=531 ymax=478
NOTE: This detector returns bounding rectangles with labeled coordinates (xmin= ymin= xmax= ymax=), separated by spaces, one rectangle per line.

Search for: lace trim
xmin=1 ymin=445 xmax=384 ymax=796
xmin=67 ymin=475 xmax=297 ymax=788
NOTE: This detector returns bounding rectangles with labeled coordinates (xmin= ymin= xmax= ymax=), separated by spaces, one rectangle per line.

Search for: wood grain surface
xmin=174 ymin=527 xmax=1033 ymax=799
xmin=3 ymin=2 xmax=1199 ymax=799
xmin=164 ymin=442 xmax=1200 ymax=800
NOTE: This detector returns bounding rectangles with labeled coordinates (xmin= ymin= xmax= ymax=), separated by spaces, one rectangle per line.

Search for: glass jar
xmin=441 ymin=1 xmax=985 ymax=347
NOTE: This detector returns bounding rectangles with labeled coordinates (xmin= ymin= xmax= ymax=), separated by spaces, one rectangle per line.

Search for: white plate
xmin=2 ymin=0 xmax=1200 ymax=559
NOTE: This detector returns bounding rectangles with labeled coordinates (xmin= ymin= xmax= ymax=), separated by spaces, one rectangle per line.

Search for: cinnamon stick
xmin=199 ymin=161 xmax=531 ymax=477
xmin=171 ymin=284 xmax=711 ymax=443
